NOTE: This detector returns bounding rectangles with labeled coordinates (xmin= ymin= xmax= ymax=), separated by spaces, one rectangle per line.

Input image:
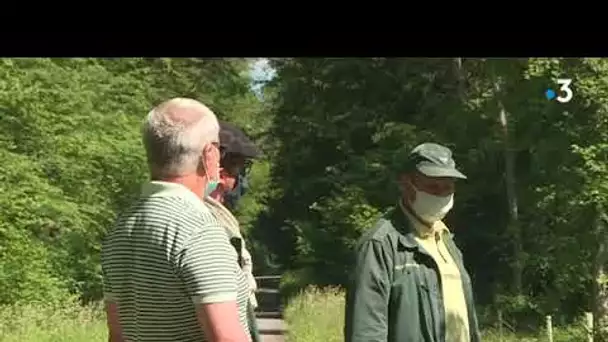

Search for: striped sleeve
xmin=102 ymin=270 xmax=117 ymax=301
xmin=176 ymin=219 xmax=239 ymax=304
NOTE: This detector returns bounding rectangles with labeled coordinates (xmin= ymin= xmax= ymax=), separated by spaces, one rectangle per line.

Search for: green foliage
xmin=262 ymin=57 xmax=608 ymax=326
xmin=0 ymin=58 xmax=267 ymax=304
xmin=234 ymin=160 xmax=272 ymax=233
xmin=0 ymin=149 xmax=78 ymax=304
xmin=6 ymin=56 xmax=608 ymax=338
xmin=300 ymin=186 xmax=382 ymax=284
xmin=279 ymin=268 xmax=317 ymax=302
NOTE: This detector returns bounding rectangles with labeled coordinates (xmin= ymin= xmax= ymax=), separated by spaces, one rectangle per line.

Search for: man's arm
xmin=344 ymin=239 xmax=392 ymax=342
xmin=196 ymin=301 xmax=248 ymax=342
xmin=101 ymin=246 xmax=125 ymax=342
xmin=105 ymin=299 xmax=125 ymax=342
xmin=177 ymin=222 xmax=249 ymax=342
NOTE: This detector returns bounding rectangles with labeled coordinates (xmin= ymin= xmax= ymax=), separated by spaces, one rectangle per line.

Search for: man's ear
xmin=218 ymin=168 xmax=231 ymax=182
xmin=397 ymin=174 xmax=408 ymax=190
xmin=201 ymin=143 xmax=220 ymax=171
xmin=398 ymin=173 xmax=416 ymax=202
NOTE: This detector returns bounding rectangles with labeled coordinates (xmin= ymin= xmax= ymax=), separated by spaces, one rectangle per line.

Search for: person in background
xmin=344 ymin=142 xmax=481 ymax=342
xmin=205 ymin=120 xmax=262 ymax=342
xmin=101 ymin=98 xmax=251 ymax=342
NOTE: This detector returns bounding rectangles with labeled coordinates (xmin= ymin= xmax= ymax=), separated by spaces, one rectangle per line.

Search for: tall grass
xmin=0 ymin=288 xmax=589 ymax=342
xmin=284 ymin=286 xmax=345 ymax=342
xmin=0 ymin=298 xmax=106 ymax=342
xmin=283 ymin=286 xmax=589 ymax=342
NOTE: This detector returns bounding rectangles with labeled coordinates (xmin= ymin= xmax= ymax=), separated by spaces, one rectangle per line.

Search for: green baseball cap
xmin=397 ymin=142 xmax=467 ymax=179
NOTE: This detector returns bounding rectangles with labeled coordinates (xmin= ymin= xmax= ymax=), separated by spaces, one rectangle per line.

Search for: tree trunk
xmin=453 ymin=58 xmax=465 ymax=101
xmin=493 ymin=74 xmax=524 ymax=295
xmin=593 ymin=206 xmax=608 ymax=341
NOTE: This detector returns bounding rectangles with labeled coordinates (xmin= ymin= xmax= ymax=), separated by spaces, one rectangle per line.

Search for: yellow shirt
xmin=400 ymin=201 xmax=470 ymax=342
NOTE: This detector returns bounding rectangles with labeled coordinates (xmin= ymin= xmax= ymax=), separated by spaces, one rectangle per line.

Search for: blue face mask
xmin=224 ymin=174 xmax=249 ymax=210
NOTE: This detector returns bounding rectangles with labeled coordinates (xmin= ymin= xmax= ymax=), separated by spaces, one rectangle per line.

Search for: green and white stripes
xmin=101 ymin=181 xmax=251 ymax=342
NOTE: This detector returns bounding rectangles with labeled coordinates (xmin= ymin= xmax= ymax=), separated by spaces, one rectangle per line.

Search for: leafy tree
xmin=0 ymin=57 xmax=267 ymax=304
xmin=261 ymin=57 xmax=608 ymax=336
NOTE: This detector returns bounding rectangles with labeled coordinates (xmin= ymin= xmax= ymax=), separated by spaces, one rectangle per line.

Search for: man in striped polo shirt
xmin=101 ymin=98 xmax=251 ymax=342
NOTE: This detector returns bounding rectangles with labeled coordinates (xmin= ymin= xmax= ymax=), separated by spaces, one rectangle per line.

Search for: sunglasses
xmin=221 ymin=154 xmax=253 ymax=177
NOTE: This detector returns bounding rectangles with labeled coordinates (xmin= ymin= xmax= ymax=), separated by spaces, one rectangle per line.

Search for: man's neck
xmin=158 ymin=174 xmax=205 ymax=199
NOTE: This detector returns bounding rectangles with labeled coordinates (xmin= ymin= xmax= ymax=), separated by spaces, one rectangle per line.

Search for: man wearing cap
xmin=344 ymin=143 xmax=481 ymax=342
xmin=205 ymin=120 xmax=262 ymax=341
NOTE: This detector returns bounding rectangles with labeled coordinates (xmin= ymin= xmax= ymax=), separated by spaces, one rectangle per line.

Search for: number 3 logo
xmin=556 ymin=79 xmax=573 ymax=103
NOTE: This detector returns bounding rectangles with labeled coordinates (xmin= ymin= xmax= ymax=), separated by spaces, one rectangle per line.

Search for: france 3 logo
xmin=545 ymin=79 xmax=573 ymax=103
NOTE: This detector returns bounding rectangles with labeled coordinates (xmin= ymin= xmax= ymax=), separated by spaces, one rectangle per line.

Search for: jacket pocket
xmin=416 ymin=269 xmax=438 ymax=342
xmin=390 ymin=263 xmax=437 ymax=342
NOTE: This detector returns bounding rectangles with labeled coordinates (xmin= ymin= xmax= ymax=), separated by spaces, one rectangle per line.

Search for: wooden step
xmin=256 ymin=311 xmax=283 ymax=319
xmin=257 ymin=317 xmax=288 ymax=334
xmin=255 ymin=275 xmax=281 ymax=290
xmin=256 ymin=288 xmax=280 ymax=294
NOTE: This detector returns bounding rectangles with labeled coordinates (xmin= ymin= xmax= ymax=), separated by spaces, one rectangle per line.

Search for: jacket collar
xmin=386 ymin=205 xmax=420 ymax=250
xmin=204 ymin=196 xmax=242 ymax=238
xmin=387 ymin=202 xmax=453 ymax=256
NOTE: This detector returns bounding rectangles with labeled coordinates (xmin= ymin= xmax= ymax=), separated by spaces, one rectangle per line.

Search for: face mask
xmin=205 ymin=180 xmax=219 ymax=197
xmin=409 ymin=184 xmax=454 ymax=223
xmin=224 ymin=174 xmax=249 ymax=210
xmin=202 ymin=144 xmax=220 ymax=197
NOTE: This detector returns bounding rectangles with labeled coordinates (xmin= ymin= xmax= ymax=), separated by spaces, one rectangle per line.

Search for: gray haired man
xmin=101 ymin=98 xmax=251 ymax=342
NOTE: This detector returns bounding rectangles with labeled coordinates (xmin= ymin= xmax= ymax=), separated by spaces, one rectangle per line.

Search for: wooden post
xmin=546 ymin=315 xmax=553 ymax=342
xmin=586 ymin=312 xmax=594 ymax=342
xmin=497 ymin=310 xmax=503 ymax=341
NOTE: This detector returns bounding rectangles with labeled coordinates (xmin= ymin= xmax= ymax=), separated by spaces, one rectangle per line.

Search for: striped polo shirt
xmin=101 ymin=181 xmax=251 ymax=342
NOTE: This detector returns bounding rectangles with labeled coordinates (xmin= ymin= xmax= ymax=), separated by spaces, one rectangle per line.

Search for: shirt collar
xmin=140 ymin=181 xmax=208 ymax=213
xmin=398 ymin=199 xmax=447 ymax=238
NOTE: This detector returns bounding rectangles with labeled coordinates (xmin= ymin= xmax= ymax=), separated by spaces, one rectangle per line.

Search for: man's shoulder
xmin=157 ymin=190 xmax=219 ymax=215
xmin=357 ymin=207 xmax=400 ymax=244
xmin=136 ymin=181 xmax=217 ymax=221
xmin=111 ymin=193 xmax=220 ymax=237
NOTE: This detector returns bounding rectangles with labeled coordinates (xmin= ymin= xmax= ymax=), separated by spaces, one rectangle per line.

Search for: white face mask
xmin=410 ymin=185 xmax=454 ymax=223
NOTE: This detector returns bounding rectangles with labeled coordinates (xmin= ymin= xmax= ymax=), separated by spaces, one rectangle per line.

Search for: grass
xmin=283 ymin=286 xmax=590 ymax=342
xmin=0 ymin=298 xmax=106 ymax=342
xmin=0 ymin=287 xmax=590 ymax=342
xmin=284 ymin=286 xmax=345 ymax=342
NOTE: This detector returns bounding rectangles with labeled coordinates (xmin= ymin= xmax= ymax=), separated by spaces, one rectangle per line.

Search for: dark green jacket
xmin=344 ymin=206 xmax=481 ymax=342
